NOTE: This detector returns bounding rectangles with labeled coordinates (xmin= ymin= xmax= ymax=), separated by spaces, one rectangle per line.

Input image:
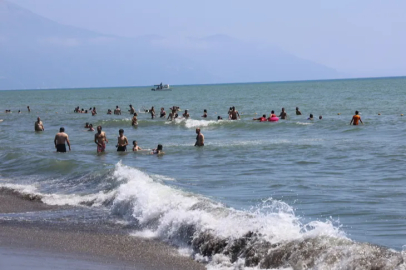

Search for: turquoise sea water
xmin=0 ymin=77 xmax=405 ymax=269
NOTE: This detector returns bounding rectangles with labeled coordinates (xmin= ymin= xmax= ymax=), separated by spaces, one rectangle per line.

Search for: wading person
xmin=35 ymin=117 xmax=44 ymax=131
xmin=95 ymin=126 xmax=108 ymax=153
xmin=116 ymin=129 xmax=128 ymax=152
xmin=54 ymin=127 xmax=71 ymax=152
xmin=195 ymin=128 xmax=204 ymax=146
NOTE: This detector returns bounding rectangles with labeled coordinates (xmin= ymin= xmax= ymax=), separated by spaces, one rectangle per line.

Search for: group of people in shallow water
xmin=30 ymin=105 xmax=364 ymax=154
xmin=52 ymin=124 xmax=165 ymax=154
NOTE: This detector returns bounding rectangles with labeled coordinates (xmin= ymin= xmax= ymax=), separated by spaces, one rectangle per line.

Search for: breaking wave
xmin=1 ymin=163 xmax=405 ymax=269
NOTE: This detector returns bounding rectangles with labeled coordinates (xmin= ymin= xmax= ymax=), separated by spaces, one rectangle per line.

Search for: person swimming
xmin=308 ymin=114 xmax=314 ymax=120
xmin=152 ymin=144 xmax=164 ymax=155
xmin=296 ymin=107 xmax=302 ymax=115
xmin=202 ymin=109 xmax=208 ymax=118
xmin=253 ymin=114 xmax=267 ymax=122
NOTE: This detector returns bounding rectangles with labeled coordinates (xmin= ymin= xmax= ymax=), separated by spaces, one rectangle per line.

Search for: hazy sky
xmin=8 ymin=0 xmax=406 ymax=77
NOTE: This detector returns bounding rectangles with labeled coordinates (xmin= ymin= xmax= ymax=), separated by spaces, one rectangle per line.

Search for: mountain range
xmin=0 ymin=0 xmax=341 ymax=90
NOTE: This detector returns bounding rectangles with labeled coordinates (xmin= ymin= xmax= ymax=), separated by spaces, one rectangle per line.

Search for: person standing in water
xmin=54 ymin=127 xmax=71 ymax=152
xmin=229 ymin=106 xmax=240 ymax=120
xmin=195 ymin=128 xmax=204 ymax=146
xmin=150 ymin=106 xmax=155 ymax=119
xmin=350 ymin=111 xmax=363 ymax=125
xmin=279 ymin=108 xmax=287 ymax=119
xmin=132 ymin=113 xmax=138 ymax=126
xmin=35 ymin=117 xmax=44 ymax=131
xmin=114 ymin=106 xmax=121 ymax=115
xmin=27 ymin=106 xmax=31 ymax=112
xmin=116 ymin=129 xmax=128 ymax=152
xmin=95 ymin=126 xmax=108 ymax=153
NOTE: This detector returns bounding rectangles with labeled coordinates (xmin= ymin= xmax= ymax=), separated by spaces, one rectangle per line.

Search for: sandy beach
xmin=0 ymin=193 xmax=205 ymax=270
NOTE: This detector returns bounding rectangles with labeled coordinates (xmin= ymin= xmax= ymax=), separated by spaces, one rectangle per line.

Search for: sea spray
xmin=1 ymin=163 xmax=405 ymax=269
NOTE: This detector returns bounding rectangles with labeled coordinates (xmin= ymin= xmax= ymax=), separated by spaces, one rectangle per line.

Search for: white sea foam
xmin=166 ymin=118 xmax=221 ymax=128
xmin=1 ymin=164 xmax=403 ymax=269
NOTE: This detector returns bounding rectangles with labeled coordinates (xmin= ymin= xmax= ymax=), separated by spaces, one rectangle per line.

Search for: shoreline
xmin=0 ymin=193 xmax=205 ymax=270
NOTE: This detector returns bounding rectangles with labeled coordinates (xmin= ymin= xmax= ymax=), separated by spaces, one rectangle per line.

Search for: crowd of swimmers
xmin=4 ymin=105 xmax=365 ymax=154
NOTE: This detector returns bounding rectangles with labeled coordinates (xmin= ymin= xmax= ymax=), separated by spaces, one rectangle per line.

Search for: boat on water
xmin=151 ymin=83 xmax=171 ymax=91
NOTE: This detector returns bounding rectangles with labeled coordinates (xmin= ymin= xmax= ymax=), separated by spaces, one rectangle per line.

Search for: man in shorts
xmin=54 ymin=127 xmax=71 ymax=152
xmin=116 ymin=129 xmax=129 ymax=151
xmin=95 ymin=126 xmax=108 ymax=153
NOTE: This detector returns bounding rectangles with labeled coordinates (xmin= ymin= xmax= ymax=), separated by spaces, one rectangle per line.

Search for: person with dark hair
xmin=253 ymin=114 xmax=267 ymax=122
xmin=160 ymin=107 xmax=166 ymax=118
xmin=114 ymin=106 xmax=121 ymax=115
xmin=229 ymin=106 xmax=240 ymax=120
xmin=132 ymin=141 xmax=142 ymax=151
xmin=308 ymin=114 xmax=314 ymax=120
xmin=132 ymin=113 xmax=138 ymax=126
xmin=267 ymin=111 xmax=277 ymax=121
xmin=27 ymin=106 xmax=31 ymax=112
xmin=279 ymin=108 xmax=287 ymax=119
xmin=35 ymin=117 xmax=44 ymax=131
xmin=116 ymin=129 xmax=128 ymax=152
xmin=296 ymin=107 xmax=302 ymax=115
xmin=152 ymin=144 xmax=164 ymax=155
xmin=195 ymin=128 xmax=204 ymax=146
xmin=183 ymin=110 xmax=190 ymax=119
xmin=88 ymin=124 xmax=94 ymax=131
xmin=129 ymin=105 xmax=135 ymax=114
xmin=95 ymin=126 xmax=108 ymax=153
xmin=350 ymin=111 xmax=363 ymax=125
xmin=54 ymin=127 xmax=71 ymax=152
xmin=150 ymin=106 xmax=155 ymax=119
xmin=217 ymin=115 xmax=223 ymax=120
xmin=202 ymin=109 xmax=208 ymax=118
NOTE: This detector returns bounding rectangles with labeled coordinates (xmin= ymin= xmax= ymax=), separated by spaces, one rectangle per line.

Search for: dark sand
xmin=0 ymin=193 xmax=205 ymax=270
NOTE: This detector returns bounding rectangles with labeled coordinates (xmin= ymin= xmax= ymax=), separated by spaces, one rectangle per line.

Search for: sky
xmin=8 ymin=0 xmax=406 ymax=77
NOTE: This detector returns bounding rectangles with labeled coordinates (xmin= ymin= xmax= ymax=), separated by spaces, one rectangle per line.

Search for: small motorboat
xmin=151 ymin=83 xmax=171 ymax=91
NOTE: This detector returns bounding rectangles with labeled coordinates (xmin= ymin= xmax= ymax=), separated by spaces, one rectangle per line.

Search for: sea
xmin=0 ymin=77 xmax=406 ymax=269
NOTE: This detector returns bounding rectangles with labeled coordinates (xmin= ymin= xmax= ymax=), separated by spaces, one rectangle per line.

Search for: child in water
xmin=152 ymin=144 xmax=164 ymax=155
xmin=132 ymin=140 xmax=142 ymax=151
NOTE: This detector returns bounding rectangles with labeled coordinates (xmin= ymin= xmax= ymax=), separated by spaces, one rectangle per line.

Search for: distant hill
xmin=0 ymin=0 xmax=340 ymax=90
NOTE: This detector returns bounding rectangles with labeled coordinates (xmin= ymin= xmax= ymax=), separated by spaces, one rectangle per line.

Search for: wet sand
xmin=0 ymin=193 xmax=205 ymax=270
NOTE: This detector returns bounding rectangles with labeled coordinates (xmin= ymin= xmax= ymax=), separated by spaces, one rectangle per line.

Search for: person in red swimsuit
xmin=253 ymin=114 xmax=267 ymax=122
